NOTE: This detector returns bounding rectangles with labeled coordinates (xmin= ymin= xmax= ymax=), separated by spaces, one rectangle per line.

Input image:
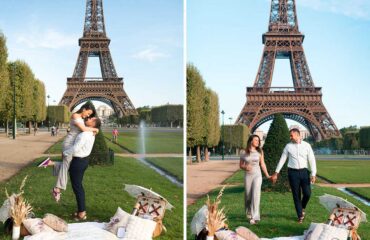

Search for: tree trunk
xmin=205 ymin=147 xmax=209 ymax=161
xmin=5 ymin=120 xmax=8 ymax=134
xmin=196 ymin=145 xmax=201 ymax=163
xmin=188 ymin=148 xmax=192 ymax=165
xmin=28 ymin=121 xmax=32 ymax=134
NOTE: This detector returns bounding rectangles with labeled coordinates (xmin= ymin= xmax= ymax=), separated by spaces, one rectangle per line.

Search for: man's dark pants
xmin=287 ymin=168 xmax=311 ymax=219
xmin=69 ymin=156 xmax=89 ymax=212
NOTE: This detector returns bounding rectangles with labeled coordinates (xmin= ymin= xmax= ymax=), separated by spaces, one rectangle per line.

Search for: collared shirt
xmin=63 ymin=132 xmax=95 ymax=158
xmin=275 ymin=140 xmax=317 ymax=176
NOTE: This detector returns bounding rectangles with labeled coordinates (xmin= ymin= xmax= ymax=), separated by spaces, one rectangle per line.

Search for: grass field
xmin=347 ymin=188 xmax=370 ymax=200
xmin=316 ymin=160 xmax=370 ymax=183
xmin=145 ymin=157 xmax=183 ymax=182
xmin=0 ymin=156 xmax=183 ymax=240
xmin=224 ymin=160 xmax=370 ymax=185
xmin=104 ymin=131 xmax=183 ymax=154
xmin=187 ymin=185 xmax=370 ymax=239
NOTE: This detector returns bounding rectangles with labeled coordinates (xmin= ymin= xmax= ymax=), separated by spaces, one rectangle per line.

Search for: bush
xmin=262 ymin=114 xmax=290 ymax=192
xmin=359 ymin=127 xmax=370 ymax=150
xmin=89 ymin=130 xmax=114 ymax=166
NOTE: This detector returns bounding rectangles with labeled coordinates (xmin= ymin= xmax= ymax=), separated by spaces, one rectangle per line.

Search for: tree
xmin=359 ymin=127 xmax=370 ymax=150
xmin=187 ymin=64 xmax=206 ymax=163
xmin=151 ymin=104 xmax=183 ymax=127
xmin=263 ymin=114 xmax=290 ymax=192
xmin=221 ymin=125 xmax=250 ymax=154
xmin=47 ymin=105 xmax=70 ymax=126
xmin=343 ymin=132 xmax=359 ymax=150
xmin=89 ymin=129 xmax=113 ymax=166
xmin=204 ymin=90 xmax=220 ymax=161
xmin=0 ymin=32 xmax=11 ymax=132
xmin=137 ymin=106 xmax=151 ymax=124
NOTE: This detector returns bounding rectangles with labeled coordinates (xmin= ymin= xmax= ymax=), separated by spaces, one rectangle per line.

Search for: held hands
xmin=310 ymin=176 xmax=316 ymax=184
xmin=270 ymin=173 xmax=278 ymax=184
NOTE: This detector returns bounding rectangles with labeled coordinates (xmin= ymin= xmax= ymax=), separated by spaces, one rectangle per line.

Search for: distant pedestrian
xmin=112 ymin=128 xmax=118 ymax=143
xmin=51 ymin=126 xmax=56 ymax=136
xmin=34 ymin=126 xmax=38 ymax=136
xmin=56 ymin=126 xmax=59 ymax=136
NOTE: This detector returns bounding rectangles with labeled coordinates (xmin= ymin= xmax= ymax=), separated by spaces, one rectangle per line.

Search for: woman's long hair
xmin=245 ymin=134 xmax=262 ymax=155
xmin=76 ymin=101 xmax=96 ymax=118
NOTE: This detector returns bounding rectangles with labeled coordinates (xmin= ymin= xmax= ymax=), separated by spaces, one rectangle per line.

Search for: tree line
xmin=111 ymin=104 xmax=183 ymax=127
xmin=0 ymin=32 xmax=46 ymax=133
xmin=312 ymin=125 xmax=370 ymax=151
xmin=187 ymin=63 xmax=221 ymax=163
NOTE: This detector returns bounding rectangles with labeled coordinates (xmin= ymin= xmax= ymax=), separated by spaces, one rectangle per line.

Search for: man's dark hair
xmin=290 ymin=128 xmax=300 ymax=135
xmin=93 ymin=117 xmax=102 ymax=129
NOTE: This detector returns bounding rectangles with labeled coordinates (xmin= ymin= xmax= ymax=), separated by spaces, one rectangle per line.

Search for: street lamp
xmin=221 ymin=110 xmax=225 ymax=160
xmin=228 ymin=117 xmax=232 ymax=155
xmin=12 ymin=64 xmax=16 ymax=140
xmin=47 ymin=95 xmax=50 ymax=131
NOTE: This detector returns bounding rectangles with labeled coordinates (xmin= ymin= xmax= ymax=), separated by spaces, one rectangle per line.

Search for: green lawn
xmin=0 ymin=156 xmax=183 ymax=240
xmin=316 ymin=160 xmax=370 ymax=183
xmin=104 ymin=131 xmax=183 ymax=154
xmin=224 ymin=160 xmax=370 ymax=184
xmin=145 ymin=158 xmax=183 ymax=182
xmin=45 ymin=138 xmax=64 ymax=154
xmin=187 ymin=185 xmax=370 ymax=239
xmin=347 ymin=188 xmax=370 ymax=200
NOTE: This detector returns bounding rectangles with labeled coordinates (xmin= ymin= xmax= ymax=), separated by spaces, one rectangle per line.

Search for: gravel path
xmin=187 ymin=160 xmax=240 ymax=205
xmin=0 ymin=132 xmax=63 ymax=182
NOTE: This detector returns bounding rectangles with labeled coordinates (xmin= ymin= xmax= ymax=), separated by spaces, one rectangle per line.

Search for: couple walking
xmin=39 ymin=102 xmax=101 ymax=220
xmin=240 ymin=128 xmax=316 ymax=224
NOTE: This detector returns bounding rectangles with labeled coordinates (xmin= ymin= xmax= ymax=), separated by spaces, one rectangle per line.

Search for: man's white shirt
xmin=63 ymin=132 xmax=95 ymax=158
xmin=275 ymin=140 xmax=317 ymax=176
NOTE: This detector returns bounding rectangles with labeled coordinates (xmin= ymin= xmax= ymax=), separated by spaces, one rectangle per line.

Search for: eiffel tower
xmin=59 ymin=0 xmax=137 ymax=117
xmin=237 ymin=0 xmax=340 ymax=140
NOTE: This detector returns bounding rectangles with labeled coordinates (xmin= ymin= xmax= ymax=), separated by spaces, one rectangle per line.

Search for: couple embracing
xmin=240 ymin=128 xmax=317 ymax=225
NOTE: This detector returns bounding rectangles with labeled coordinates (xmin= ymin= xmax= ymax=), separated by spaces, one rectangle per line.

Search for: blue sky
xmin=187 ymin=0 xmax=370 ymax=131
xmin=0 ymin=0 xmax=183 ymax=109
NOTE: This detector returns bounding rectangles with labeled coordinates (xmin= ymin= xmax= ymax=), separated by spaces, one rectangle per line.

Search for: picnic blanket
xmin=261 ymin=236 xmax=304 ymax=240
xmin=24 ymin=222 xmax=118 ymax=240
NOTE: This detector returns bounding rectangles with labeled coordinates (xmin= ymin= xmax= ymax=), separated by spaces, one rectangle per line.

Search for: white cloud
xmin=132 ymin=46 xmax=169 ymax=62
xmin=298 ymin=0 xmax=370 ymax=20
xmin=16 ymin=28 xmax=77 ymax=49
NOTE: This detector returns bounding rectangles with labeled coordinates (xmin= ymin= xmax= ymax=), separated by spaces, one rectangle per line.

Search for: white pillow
xmin=123 ymin=215 xmax=156 ymax=240
xmin=22 ymin=218 xmax=54 ymax=235
xmin=215 ymin=230 xmax=246 ymax=240
xmin=304 ymin=223 xmax=348 ymax=240
xmin=235 ymin=226 xmax=259 ymax=240
xmin=104 ymin=207 xmax=130 ymax=235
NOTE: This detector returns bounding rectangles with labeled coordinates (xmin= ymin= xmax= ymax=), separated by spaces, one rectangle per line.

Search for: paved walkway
xmin=316 ymin=183 xmax=370 ymax=188
xmin=0 ymin=132 xmax=63 ymax=182
xmin=187 ymin=160 xmax=240 ymax=205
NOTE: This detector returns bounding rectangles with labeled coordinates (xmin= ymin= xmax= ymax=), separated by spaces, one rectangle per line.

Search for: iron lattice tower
xmin=237 ymin=0 xmax=340 ymax=140
xmin=59 ymin=0 xmax=137 ymax=117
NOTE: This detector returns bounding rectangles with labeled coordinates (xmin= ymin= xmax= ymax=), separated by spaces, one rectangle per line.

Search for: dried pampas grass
xmin=206 ymin=186 xmax=227 ymax=236
xmin=5 ymin=176 xmax=33 ymax=226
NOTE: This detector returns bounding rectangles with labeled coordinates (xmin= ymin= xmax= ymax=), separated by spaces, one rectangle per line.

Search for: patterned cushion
xmin=304 ymin=223 xmax=348 ymax=240
xmin=104 ymin=207 xmax=130 ymax=235
xmin=215 ymin=230 xmax=246 ymax=240
xmin=123 ymin=215 xmax=156 ymax=240
xmin=235 ymin=226 xmax=259 ymax=240
xmin=22 ymin=218 xmax=54 ymax=235
xmin=43 ymin=213 xmax=68 ymax=232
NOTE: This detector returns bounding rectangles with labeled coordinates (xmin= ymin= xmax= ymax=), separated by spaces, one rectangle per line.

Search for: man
xmin=270 ymin=128 xmax=317 ymax=223
xmin=64 ymin=117 xmax=101 ymax=221
xmin=39 ymin=117 xmax=101 ymax=220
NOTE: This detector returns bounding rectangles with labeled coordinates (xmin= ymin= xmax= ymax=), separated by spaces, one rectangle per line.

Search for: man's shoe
xmin=38 ymin=157 xmax=51 ymax=168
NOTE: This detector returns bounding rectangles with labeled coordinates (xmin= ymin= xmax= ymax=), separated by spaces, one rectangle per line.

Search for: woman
xmin=38 ymin=102 xmax=99 ymax=202
xmin=240 ymin=134 xmax=270 ymax=224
